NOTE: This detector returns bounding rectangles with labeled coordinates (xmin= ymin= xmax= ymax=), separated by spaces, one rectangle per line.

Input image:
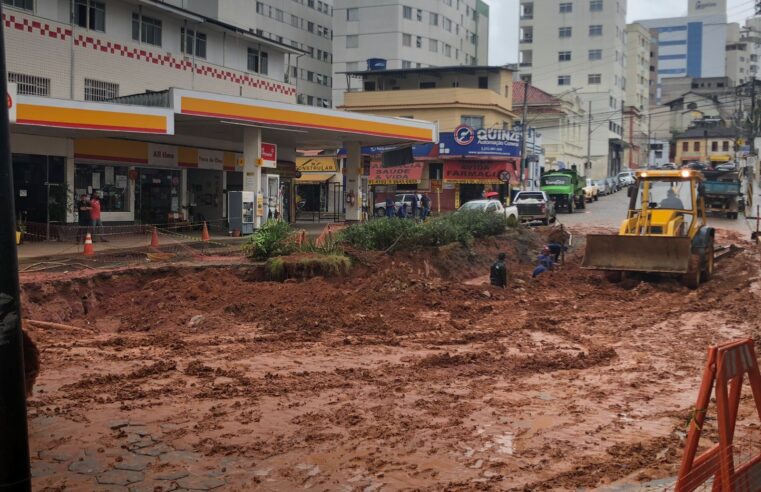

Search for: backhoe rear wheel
xmin=683 ymin=254 xmax=702 ymax=289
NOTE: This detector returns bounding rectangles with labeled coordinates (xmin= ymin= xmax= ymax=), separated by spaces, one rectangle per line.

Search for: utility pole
xmin=750 ymin=72 xmax=757 ymax=158
xmin=0 ymin=2 xmax=32 ymax=490
xmin=586 ymin=100 xmax=592 ymax=175
xmin=520 ymin=81 xmax=529 ymax=189
xmin=648 ymin=114 xmax=652 ymax=167
xmin=620 ymin=100 xmax=625 ymax=175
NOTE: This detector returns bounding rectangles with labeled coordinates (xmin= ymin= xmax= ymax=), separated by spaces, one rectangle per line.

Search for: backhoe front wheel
xmin=683 ymin=254 xmax=702 ymax=289
xmin=702 ymin=240 xmax=714 ymax=281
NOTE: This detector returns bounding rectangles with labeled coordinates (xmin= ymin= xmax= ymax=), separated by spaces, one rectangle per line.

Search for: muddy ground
xmin=20 ymin=225 xmax=761 ymax=491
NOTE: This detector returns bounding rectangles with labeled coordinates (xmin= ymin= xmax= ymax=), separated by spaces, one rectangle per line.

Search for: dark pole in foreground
xmin=0 ymin=2 xmax=32 ymax=490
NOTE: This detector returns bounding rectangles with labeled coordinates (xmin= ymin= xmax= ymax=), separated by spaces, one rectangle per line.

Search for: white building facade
xmin=637 ymin=0 xmax=728 ymax=103
xmin=518 ymin=0 xmax=627 ymax=179
xmin=331 ymin=0 xmax=489 ymax=107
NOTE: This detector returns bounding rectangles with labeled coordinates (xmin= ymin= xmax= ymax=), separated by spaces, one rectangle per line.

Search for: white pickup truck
xmin=513 ymin=191 xmax=556 ymax=225
xmin=458 ymin=199 xmax=519 ymax=222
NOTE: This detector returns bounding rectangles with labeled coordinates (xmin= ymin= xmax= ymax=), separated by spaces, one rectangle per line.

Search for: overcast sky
xmin=487 ymin=0 xmax=758 ymax=65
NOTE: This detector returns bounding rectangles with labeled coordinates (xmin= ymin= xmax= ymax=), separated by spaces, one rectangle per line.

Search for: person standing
xmin=420 ymin=193 xmax=431 ymax=221
xmin=547 ymin=224 xmax=570 ymax=264
xmin=76 ymin=194 xmax=91 ymax=243
xmin=90 ymin=192 xmax=107 ymax=242
xmin=410 ymin=193 xmax=419 ymax=220
xmin=490 ymin=253 xmax=508 ymax=288
xmin=385 ymin=196 xmax=395 ymax=219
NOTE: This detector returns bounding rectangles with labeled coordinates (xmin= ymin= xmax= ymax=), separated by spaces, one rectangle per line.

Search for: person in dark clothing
xmin=410 ymin=193 xmax=419 ymax=220
xmin=396 ymin=202 xmax=408 ymax=218
xmin=547 ymin=242 xmax=566 ymax=263
xmin=532 ymin=264 xmax=548 ymax=278
xmin=490 ymin=252 xmax=508 ymax=288
xmin=537 ymin=247 xmax=555 ymax=270
xmin=76 ymin=194 xmax=91 ymax=243
xmin=420 ymin=194 xmax=431 ymax=220
xmin=385 ymin=196 xmax=395 ymax=218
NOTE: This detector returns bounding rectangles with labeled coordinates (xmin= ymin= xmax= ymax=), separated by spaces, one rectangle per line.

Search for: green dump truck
xmin=540 ymin=169 xmax=586 ymax=213
xmin=702 ymin=170 xmax=742 ymax=219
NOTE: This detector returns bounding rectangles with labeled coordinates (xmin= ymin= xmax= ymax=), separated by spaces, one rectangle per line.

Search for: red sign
xmin=444 ymin=161 xmax=516 ymax=184
xmin=369 ymin=161 xmax=424 ymax=184
xmin=261 ymin=142 xmax=277 ymax=161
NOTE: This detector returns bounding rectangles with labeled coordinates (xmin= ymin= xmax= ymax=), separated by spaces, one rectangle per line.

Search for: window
xmin=417 ymin=9 xmax=423 ymax=21
xmin=2 ymin=0 xmax=32 ymax=11
xmin=723 ymin=141 xmax=730 ymax=151
xmin=8 ymin=72 xmax=50 ymax=96
xmin=247 ymin=48 xmax=268 ymax=74
xmin=588 ymin=73 xmax=601 ymax=84
xmin=307 ymin=71 xmax=314 ymax=82
xmin=443 ymin=17 xmax=452 ymax=31
xmin=403 ymin=5 xmax=412 ymax=19
xmin=346 ymin=7 xmax=359 ymax=21
xmin=559 ymin=27 xmax=572 ymax=38
xmin=590 ymin=0 xmax=603 ymax=11
xmin=589 ymin=25 xmax=602 ymax=36
xmin=290 ymin=14 xmax=299 ymax=27
xmin=461 ymin=115 xmax=484 ymax=128
xmin=559 ymin=51 xmax=571 ymax=62
xmin=181 ymin=28 xmax=206 ymax=59
xmin=402 ymin=33 xmax=411 ymax=47
xmin=559 ymin=2 xmax=572 ymax=13
xmin=682 ymin=142 xmax=689 ymax=152
xmin=430 ymin=12 xmax=438 ymax=25
xmin=478 ymin=76 xmax=488 ymax=89
xmin=711 ymin=141 xmax=718 ymax=152
xmin=694 ymin=142 xmax=700 ymax=152
xmin=402 ymin=60 xmax=412 ymax=68
xmin=346 ymin=35 xmax=358 ymax=48
xmin=75 ymin=165 xmax=131 ymax=212
xmin=132 ymin=13 xmax=162 ymax=46
xmin=429 ymin=38 xmax=438 ymax=52
xmin=84 ymin=78 xmax=119 ymax=101
xmin=416 ymin=36 xmax=422 ymax=48
xmin=558 ymin=75 xmax=571 ymax=86
xmin=307 ymin=21 xmax=314 ymax=33
xmin=275 ymin=8 xmax=284 ymax=21
xmin=521 ymin=26 xmax=533 ymax=43
xmin=256 ymin=1 xmax=264 ymax=14
xmin=589 ymin=49 xmax=602 ymax=60
xmin=75 ymin=0 xmax=106 ymax=32
xmin=420 ymin=81 xmax=437 ymax=89
xmin=444 ymin=44 xmax=451 ymax=57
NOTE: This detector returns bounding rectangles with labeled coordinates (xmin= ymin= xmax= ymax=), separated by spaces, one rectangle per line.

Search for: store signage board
xmin=438 ymin=126 xmax=521 ymax=157
xmin=261 ymin=143 xmax=277 ymax=168
xmin=296 ymin=156 xmax=337 ymax=172
xmin=368 ymin=161 xmax=424 ymax=185
xmin=7 ymin=82 xmax=16 ymax=123
xmin=444 ymin=161 xmax=515 ymax=184
xmin=198 ymin=149 xmax=225 ymax=169
xmin=149 ymin=143 xmax=178 ymax=167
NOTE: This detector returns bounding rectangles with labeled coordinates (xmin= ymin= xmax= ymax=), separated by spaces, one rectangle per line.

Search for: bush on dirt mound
xmin=242 ymin=220 xmax=297 ymax=260
xmin=266 ymin=254 xmax=351 ymax=280
xmin=340 ymin=210 xmax=513 ymax=252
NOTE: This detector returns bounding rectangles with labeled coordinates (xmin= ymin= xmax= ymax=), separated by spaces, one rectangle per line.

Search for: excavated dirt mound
xmin=21 ymin=227 xmax=761 ymax=491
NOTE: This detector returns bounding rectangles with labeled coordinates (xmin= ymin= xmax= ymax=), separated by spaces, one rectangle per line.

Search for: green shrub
xmin=242 ymin=220 xmax=297 ymax=260
xmin=339 ymin=218 xmax=416 ymax=251
xmin=447 ymin=210 xmax=508 ymax=237
xmin=265 ymin=257 xmax=286 ymax=280
xmin=300 ymin=236 xmax=345 ymax=256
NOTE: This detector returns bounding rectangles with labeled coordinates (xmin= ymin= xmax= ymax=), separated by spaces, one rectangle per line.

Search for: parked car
xmin=606 ymin=177 xmax=619 ymax=193
xmin=593 ymin=179 xmax=610 ymax=196
xmin=374 ymin=193 xmax=415 ymax=217
xmin=584 ymin=179 xmax=599 ymax=202
xmin=513 ymin=191 xmax=556 ymax=225
xmin=458 ymin=199 xmax=519 ymax=222
xmin=617 ymin=171 xmax=636 ymax=187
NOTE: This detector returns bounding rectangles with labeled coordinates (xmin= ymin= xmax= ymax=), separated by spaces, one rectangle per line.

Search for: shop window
xmin=75 ymin=0 xmax=106 ymax=32
xmin=74 ymin=165 xmax=131 ymax=213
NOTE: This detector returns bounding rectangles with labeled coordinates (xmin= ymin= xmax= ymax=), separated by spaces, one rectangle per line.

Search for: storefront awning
xmin=710 ymin=154 xmax=732 ymax=162
xmin=296 ymin=173 xmax=335 ymax=183
xmin=369 ymin=161 xmax=424 ymax=185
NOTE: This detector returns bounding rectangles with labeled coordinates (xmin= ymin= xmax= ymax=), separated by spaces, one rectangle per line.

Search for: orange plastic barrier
xmin=83 ymin=233 xmax=94 ymax=256
xmin=676 ymin=339 xmax=761 ymax=491
xmin=201 ymin=221 xmax=210 ymax=242
xmin=150 ymin=226 xmax=160 ymax=248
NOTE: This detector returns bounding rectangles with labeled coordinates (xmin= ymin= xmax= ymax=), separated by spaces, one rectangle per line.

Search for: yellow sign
xmin=296 ymin=156 xmax=337 ymax=172
xmin=256 ymin=194 xmax=264 ymax=217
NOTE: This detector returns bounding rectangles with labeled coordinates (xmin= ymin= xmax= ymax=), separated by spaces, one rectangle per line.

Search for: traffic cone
xmin=201 ymin=221 xmax=210 ymax=242
xmin=150 ymin=227 xmax=160 ymax=248
xmin=83 ymin=233 xmax=94 ymax=256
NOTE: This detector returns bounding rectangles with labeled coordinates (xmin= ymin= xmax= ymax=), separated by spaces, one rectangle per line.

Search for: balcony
xmin=342 ymin=87 xmax=513 ymax=114
xmin=520 ymin=36 xmax=533 ymax=44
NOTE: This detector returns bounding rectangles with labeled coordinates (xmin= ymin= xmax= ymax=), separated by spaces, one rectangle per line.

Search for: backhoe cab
xmin=582 ymin=170 xmax=715 ymax=288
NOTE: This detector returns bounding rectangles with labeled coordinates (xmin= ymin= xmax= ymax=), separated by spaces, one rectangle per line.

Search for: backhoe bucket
xmin=582 ymin=235 xmax=692 ymax=274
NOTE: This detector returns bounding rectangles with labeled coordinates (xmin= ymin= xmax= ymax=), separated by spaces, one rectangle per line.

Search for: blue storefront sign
xmin=438 ymin=125 xmax=522 ymax=157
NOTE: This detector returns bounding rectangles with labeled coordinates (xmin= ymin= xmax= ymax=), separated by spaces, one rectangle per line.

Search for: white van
xmin=617 ymin=171 xmax=636 ymax=187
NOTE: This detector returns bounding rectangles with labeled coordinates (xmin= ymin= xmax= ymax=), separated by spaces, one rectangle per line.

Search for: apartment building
xmin=637 ymin=0 xmax=728 ymax=103
xmin=726 ymin=17 xmax=761 ymax=86
xmin=331 ymin=0 xmax=489 ymax=107
xmin=518 ymin=0 xmax=628 ymax=178
xmin=624 ymin=23 xmax=651 ymax=168
xmin=171 ymin=0 xmax=335 ymax=108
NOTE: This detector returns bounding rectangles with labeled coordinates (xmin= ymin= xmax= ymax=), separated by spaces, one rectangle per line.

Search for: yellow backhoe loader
xmin=582 ymin=169 xmax=715 ymax=288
